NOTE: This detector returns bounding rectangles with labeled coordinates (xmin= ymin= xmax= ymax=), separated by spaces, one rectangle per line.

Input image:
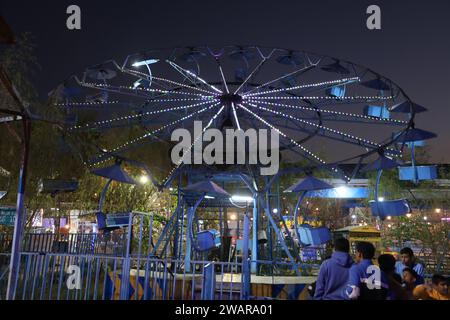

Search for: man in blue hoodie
xmin=314 ymin=238 xmax=354 ymax=300
xmin=345 ymin=241 xmax=389 ymax=300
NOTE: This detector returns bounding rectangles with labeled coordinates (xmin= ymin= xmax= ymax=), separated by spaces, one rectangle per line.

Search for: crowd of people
xmin=312 ymin=239 xmax=449 ymax=300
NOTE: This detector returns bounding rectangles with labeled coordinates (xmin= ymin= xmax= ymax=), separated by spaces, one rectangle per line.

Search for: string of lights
xmin=244 ymin=101 xmax=398 ymax=154
xmin=243 ymin=77 xmax=360 ymax=98
xmin=238 ymin=102 xmax=350 ymax=181
xmin=247 ymin=99 xmax=407 ymax=125
xmin=122 ymin=66 xmax=219 ymax=96
xmin=246 ymin=95 xmax=394 ymax=101
xmin=80 ymin=82 xmax=213 ymax=98
xmin=68 ymin=99 xmax=216 ymax=131
xmin=88 ymin=101 xmax=222 ymax=167
xmin=54 ymin=101 xmax=120 ymax=107
xmin=242 ymin=64 xmax=316 ymax=96
xmin=162 ymin=104 xmax=226 ymax=185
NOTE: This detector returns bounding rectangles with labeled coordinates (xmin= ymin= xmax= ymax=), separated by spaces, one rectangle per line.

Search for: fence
xmin=0 ymin=253 xmax=9 ymax=299
xmin=0 ymin=253 xmax=249 ymax=300
xmin=0 ymin=233 xmax=127 ymax=256
xmin=0 ymin=251 xmax=321 ymax=300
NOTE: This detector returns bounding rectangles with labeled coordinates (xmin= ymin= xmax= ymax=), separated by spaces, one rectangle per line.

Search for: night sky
xmin=1 ymin=0 xmax=450 ymax=162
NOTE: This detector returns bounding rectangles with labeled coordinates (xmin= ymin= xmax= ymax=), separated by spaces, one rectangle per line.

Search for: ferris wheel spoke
xmin=166 ymin=60 xmax=222 ymax=95
xmin=69 ymin=99 xmax=217 ymax=131
xmin=244 ymin=101 xmax=399 ymax=155
xmin=217 ymin=62 xmax=230 ymax=94
xmin=79 ymin=81 xmax=212 ymax=100
xmin=88 ymin=101 xmax=222 ymax=166
xmin=239 ymin=102 xmax=351 ymax=181
xmin=242 ymin=65 xmax=316 ymax=96
xmin=276 ymin=118 xmax=400 ymax=157
xmin=122 ymin=65 xmax=221 ymax=97
xmin=55 ymin=100 xmax=122 ymax=108
xmin=213 ymin=59 xmax=241 ymax=129
xmin=243 ymin=77 xmax=360 ymax=98
xmin=318 ymin=114 xmax=406 ymax=126
xmin=162 ymin=104 xmax=227 ymax=185
xmin=237 ymin=103 xmax=329 ymax=167
xmin=247 ymin=99 xmax=408 ymax=126
xmin=153 ymin=76 xmax=218 ymax=96
xmin=247 ymin=94 xmax=395 ymax=102
xmin=233 ymin=49 xmax=277 ymax=95
xmin=79 ymin=81 xmax=165 ymax=99
xmin=274 ymin=120 xmax=365 ymax=150
xmin=140 ymin=97 xmax=215 ymax=105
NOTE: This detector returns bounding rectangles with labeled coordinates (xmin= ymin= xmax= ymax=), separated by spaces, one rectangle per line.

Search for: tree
xmin=0 ymin=33 xmax=177 ymax=242
xmin=383 ymin=215 xmax=449 ymax=273
xmin=366 ymin=150 xmax=450 ymax=273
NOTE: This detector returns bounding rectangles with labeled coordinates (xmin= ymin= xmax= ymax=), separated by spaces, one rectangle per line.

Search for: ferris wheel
xmin=52 ymin=45 xmax=434 ymax=185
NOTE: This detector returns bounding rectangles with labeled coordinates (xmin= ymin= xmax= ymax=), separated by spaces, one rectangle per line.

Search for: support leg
xmin=6 ymin=119 xmax=30 ymax=300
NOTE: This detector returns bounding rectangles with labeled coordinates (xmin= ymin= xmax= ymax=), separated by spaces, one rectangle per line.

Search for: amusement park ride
xmin=48 ymin=45 xmax=437 ymax=284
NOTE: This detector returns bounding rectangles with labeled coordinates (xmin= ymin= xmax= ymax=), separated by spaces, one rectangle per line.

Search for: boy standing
xmin=314 ymin=238 xmax=354 ymax=300
xmin=345 ymin=241 xmax=389 ymax=300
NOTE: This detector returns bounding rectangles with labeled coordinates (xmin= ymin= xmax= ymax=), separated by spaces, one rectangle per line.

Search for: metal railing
xmin=0 ymin=251 xmax=320 ymax=300
xmin=0 ymin=253 xmax=10 ymax=299
xmin=0 ymin=233 xmax=127 ymax=256
xmin=3 ymin=253 xmax=246 ymax=300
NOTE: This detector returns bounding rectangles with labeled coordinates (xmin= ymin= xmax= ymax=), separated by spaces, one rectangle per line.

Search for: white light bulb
xmin=139 ymin=175 xmax=149 ymax=184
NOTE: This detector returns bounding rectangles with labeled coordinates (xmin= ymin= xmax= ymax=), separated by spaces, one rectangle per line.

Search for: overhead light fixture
xmin=336 ymin=186 xmax=350 ymax=198
xmin=132 ymin=59 xmax=159 ymax=67
xmin=204 ymin=195 xmax=215 ymax=199
xmin=230 ymin=214 xmax=237 ymax=220
xmin=272 ymin=208 xmax=279 ymax=214
xmin=230 ymin=195 xmax=253 ymax=202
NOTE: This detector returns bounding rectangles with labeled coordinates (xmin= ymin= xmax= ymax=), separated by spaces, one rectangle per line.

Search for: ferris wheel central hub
xmin=219 ymin=93 xmax=242 ymax=105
